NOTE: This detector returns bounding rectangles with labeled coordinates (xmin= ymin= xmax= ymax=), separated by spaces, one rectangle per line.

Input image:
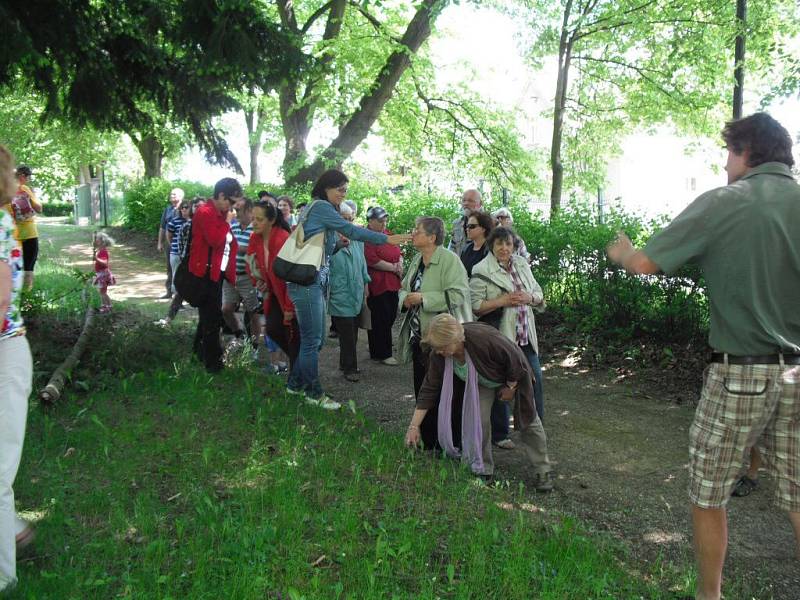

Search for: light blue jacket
xmin=328 ymin=240 xmax=370 ymax=317
xmin=302 ymin=199 xmax=387 ymax=262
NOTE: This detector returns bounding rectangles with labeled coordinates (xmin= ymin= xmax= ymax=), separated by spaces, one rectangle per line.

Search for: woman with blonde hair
xmin=404 ymin=314 xmax=554 ymax=491
xmin=0 ymin=145 xmax=34 ymax=592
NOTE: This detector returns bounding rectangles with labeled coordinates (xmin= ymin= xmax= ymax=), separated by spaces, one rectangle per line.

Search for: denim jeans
xmin=287 ymin=278 xmax=326 ymax=398
xmin=491 ymin=344 xmax=544 ymax=442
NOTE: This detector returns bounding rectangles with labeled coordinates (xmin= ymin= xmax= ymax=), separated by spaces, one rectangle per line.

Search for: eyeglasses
xmin=336 ymin=186 xmax=348 ymax=194
xmin=466 ymin=224 xmax=481 ymax=230
xmin=498 ymin=215 xmax=511 ymax=220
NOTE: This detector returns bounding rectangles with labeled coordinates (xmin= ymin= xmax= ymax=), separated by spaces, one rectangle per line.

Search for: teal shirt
xmin=453 ymin=359 xmax=502 ymax=388
xmin=644 ymin=162 xmax=800 ymax=355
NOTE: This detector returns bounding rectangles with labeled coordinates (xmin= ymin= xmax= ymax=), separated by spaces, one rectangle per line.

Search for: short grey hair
xmin=339 ymin=203 xmax=354 ymax=217
xmin=343 ymin=199 xmax=357 ymax=216
xmin=415 ymin=216 xmax=445 ymax=246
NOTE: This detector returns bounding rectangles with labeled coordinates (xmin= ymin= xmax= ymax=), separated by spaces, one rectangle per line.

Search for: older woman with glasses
xmin=286 ymin=169 xmax=410 ymax=409
xmin=398 ymin=216 xmax=472 ymax=449
xmin=469 ymin=226 xmax=545 ymax=450
xmin=492 ymin=207 xmax=530 ymax=261
xmin=404 ymin=314 xmax=554 ymax=491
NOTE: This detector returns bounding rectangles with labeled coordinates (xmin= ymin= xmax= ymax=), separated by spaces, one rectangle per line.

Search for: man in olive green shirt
xmin=607 ymin=113 xmax=800 ymax=600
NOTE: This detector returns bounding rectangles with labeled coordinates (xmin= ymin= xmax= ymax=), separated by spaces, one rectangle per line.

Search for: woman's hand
xmin=510 ymin=291 xmax=532 ymax=306
xmin=405 ymin=424 xmax=421 ymax=447
xmin=403 ymin=292 xmax=423 ymax=308
xmin=498 ymin=384 xmax=516 ymax=402
xmin=387 ymin=233 xmax=412 ymax=246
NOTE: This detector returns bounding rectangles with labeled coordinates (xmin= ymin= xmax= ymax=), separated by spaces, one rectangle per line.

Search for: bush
xmin=122 ymin=179 xmax=212 ymax=234
xmin=41 ymin=201 xmax=74 ymax=217
xmin=122 ymin=177 xmax=708 ymax=347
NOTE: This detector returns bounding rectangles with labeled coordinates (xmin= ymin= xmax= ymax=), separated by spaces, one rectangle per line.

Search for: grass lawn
xmin=8 ymin=231 xmax=690 ymax=599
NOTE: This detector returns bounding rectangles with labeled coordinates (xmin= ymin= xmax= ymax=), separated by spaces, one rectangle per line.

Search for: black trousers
xmin=193 ymin=280 xmax=223 ymax=371
xmin=411 ymin=341 xmax=463 ymax=450
xmin=265 ymin=301 xmax=300 ymax=370
xmin=367 ymin=291 xmax=398 ymax=360
xmin=164 ymin=247 xmax=173 ymax=294
xmin=22 ymin=237 xmax=39 ymax=271
xmin=331 ymin=315 xmax=359 ymax=374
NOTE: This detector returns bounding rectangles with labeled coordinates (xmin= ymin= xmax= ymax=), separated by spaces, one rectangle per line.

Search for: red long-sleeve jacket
xmin=246 ymin=227 xmax=293 ymax=316
xmin=189 ymin=200 xmax=237 ymax=283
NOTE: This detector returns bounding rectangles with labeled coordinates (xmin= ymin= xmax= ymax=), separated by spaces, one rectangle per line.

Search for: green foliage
xmin=0 ymin=85 xmax=127 ymax=198
xmin=41 ymin=201 xmax=75 ymax=217
xmin=122 ymin=179 xmax=212 ymax=234
xmin=2 ymin=0 xmax=307 ymax=172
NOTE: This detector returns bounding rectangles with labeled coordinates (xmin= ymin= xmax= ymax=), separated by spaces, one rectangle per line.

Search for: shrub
xmin=122 ymin=179 xmax=212 ymax=234
xmin=41 ymin=201 xmax=75 ymax=217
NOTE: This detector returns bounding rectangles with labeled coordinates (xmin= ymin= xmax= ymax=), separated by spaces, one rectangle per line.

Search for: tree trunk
xmin=732 ymin=0 xmax=746 ymax=119
xmin=245 ymin=107 xmax=260 ymax=184
xmin=549 ymin=0 xmax=574 ymax=217
xmin=133 ymin=134 xmax=164 ymax=179
xmin=286 ymin=0 xmax=443 ymax=186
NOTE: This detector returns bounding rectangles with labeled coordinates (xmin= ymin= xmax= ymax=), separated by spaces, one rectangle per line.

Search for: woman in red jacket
xmin=246 ymin=201 xmax=299 ymax=370
xmin=190 ymin=178 xmax=241 ymax=372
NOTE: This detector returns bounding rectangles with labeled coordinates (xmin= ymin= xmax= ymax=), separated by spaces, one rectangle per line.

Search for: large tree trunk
xmin=549 ymin=0 xmax=574 ymax=217
xmin=285 ymin=0 xmax=443 ymax=186
xmin=132 ymin=134 xmax=164 ymax=179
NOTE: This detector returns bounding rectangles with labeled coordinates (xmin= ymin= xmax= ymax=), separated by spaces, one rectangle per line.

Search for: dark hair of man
xmin=468 ymin=210 xmax=495 ymax=236
xmin=16 ymin=165 xmax=32 ymax=178
xmin=213 ymin=177 xmax=243 ymax=200
xmin=415 ymin=216 xmax=445 ymax=246
xmin=310 ymin=169 xmax=348 ymax=201
xmin=486 ymin=226 xmax=515 ymax=251
xmin=258 ymin=190 xmax=276 ymax=200
xmin=189 ymin=197 xmax=204 ymax=216
xmin=722 ymin=112 xmax=794 ymax=168
xmin=254 ymin=200 xmax=291 ymax=233
xmin=277 ymin=195 xmax=294 ymax=210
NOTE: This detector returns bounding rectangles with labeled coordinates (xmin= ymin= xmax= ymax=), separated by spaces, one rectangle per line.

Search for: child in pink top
xmin=92 ymin=232 xmax=116 ymax=313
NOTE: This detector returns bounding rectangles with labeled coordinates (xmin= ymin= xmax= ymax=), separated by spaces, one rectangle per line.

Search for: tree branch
xmin=300 ymin=0 xmax=335 ymax=35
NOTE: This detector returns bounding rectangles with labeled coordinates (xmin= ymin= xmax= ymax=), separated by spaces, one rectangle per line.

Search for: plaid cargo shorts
xmin=689 ymin=361 xmax=800 ymax=510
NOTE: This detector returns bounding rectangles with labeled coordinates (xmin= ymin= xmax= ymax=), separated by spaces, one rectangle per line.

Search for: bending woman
xmin=286 ymin=169 xmax=409 ymax=409
xmin=405 ymin=315 xmax=553 ymax=492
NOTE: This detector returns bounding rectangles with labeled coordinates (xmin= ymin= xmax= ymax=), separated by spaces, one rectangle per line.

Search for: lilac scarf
xmin=438 ymin=351 xmax=486 ymax=475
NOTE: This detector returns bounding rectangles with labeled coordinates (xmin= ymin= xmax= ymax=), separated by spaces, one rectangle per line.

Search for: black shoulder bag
xmin=173 ymin=222 xmax=214 ymax=307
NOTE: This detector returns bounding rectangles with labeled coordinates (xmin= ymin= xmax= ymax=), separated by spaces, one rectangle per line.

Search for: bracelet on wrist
xmin=408 ymin=424 xmax=419 ymax=430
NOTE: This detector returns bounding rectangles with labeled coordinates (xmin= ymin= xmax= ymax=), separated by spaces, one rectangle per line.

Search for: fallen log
xmin=39 ymin=303 xmax=97 ymax=404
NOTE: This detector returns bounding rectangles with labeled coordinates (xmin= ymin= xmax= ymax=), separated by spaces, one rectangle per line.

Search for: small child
xmin=92 ymin=232 xmax=116 ymax=313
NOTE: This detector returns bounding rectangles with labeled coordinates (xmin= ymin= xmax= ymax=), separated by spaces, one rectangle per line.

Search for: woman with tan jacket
xmin=469 ymin=226 xmax=545 ymax=449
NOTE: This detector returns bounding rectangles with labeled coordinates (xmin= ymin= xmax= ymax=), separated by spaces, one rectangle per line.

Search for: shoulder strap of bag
xmin=298 ymin=199 xmax=325 ymax=227
xmin=472 ymin=272 xmax=511 ymax=294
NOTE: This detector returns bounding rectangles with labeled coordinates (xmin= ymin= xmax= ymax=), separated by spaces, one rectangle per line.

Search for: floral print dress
xmin=0 ymin=210 xmax=24 ymax=340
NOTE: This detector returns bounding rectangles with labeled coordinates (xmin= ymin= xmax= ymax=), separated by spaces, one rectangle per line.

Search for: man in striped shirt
xmin=222 ymin=198 xmax=261 ymax=342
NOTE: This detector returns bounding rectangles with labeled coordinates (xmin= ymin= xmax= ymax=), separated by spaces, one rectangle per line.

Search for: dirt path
xmin=43 ymin=220 xmax=800 ymax=598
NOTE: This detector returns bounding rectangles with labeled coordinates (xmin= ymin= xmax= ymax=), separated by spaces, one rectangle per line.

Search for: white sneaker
xmin=286 ymin=386 xmax=305 ymax=396
xmin=381 ymin=357 xmax=399 ymax=366
xmin=305 ymin=394 xmax=341 ymax=410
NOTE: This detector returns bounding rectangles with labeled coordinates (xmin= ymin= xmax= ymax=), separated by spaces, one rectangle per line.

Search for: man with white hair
xmin=158 ymin=187 xmax=185 ymax=298
xmin=448 ymin=189 xmax=481 ymax=256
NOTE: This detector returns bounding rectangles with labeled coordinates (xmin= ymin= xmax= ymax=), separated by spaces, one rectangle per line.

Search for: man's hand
xmin=157 ymin=241 xmax=163 ymax=252
xmin=256 ymin=280 xmax=269 ymax=293
xmin=606 ymin=231 xmax=635 ymax=265
xmin=283 ymin=310 xmax=294 ymax=325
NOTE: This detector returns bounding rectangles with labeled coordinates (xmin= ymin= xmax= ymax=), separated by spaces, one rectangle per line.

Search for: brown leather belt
xmin=710 ymin=353 xmax=800 ymax=365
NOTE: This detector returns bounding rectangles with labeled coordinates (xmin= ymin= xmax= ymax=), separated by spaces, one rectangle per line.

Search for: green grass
xmin=12 ymin=356 xmax=681 ymax=599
